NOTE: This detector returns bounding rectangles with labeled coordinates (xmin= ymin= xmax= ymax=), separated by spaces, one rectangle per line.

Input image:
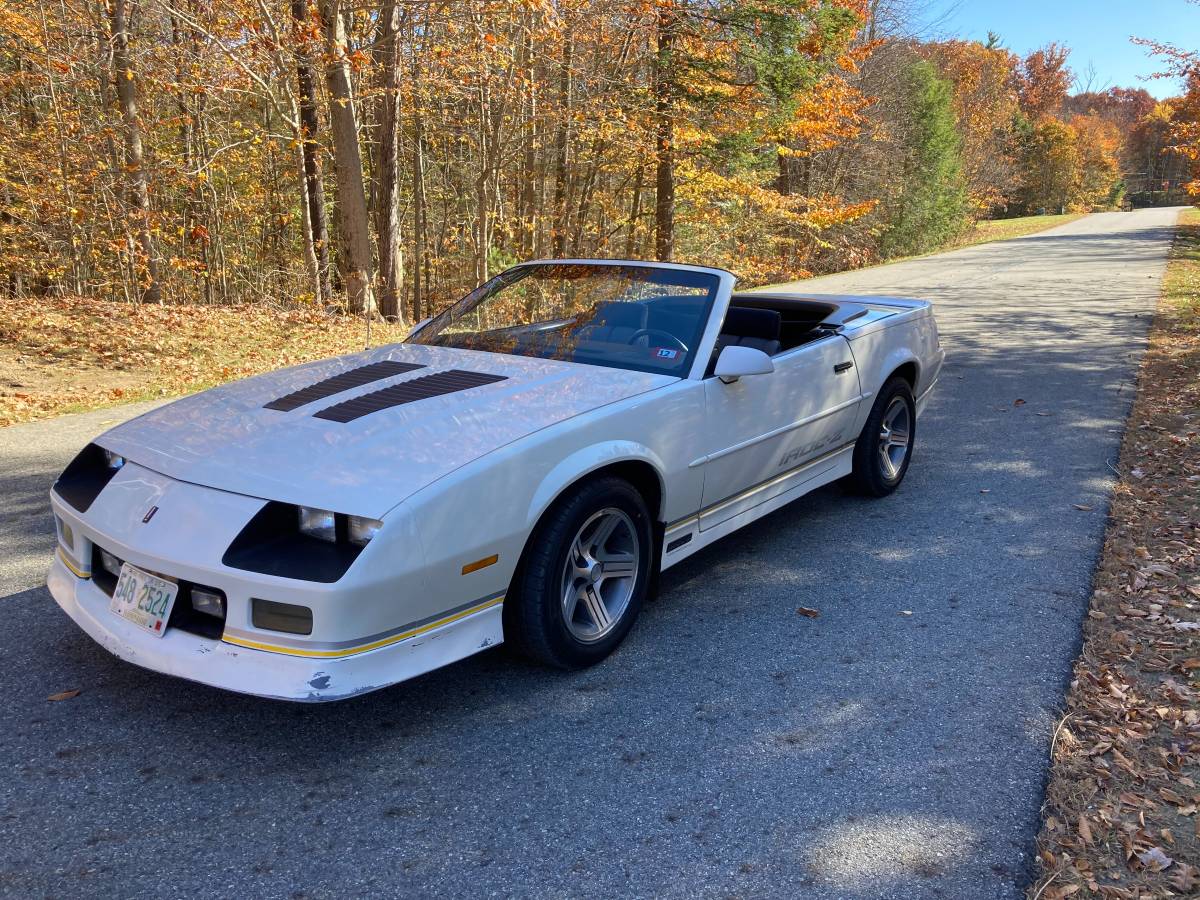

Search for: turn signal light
xmin=55 ymin=516 xmax=76 ymax=554
xmin=252 ymin=598 xmax=313 ymax=635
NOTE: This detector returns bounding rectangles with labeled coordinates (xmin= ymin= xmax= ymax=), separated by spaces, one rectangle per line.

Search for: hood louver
xmin=264 ymin=360 xmax=426 ymax=412
xmin=313 ymin=369 xmax=508 ymax=423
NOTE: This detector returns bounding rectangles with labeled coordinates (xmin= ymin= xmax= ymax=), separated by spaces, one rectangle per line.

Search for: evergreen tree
xmin=880 ymin=60 xmax=969 ymax=258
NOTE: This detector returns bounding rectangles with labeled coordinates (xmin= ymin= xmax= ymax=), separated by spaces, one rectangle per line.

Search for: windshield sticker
xmin=653 ymin=347 xmax=679 ymax=360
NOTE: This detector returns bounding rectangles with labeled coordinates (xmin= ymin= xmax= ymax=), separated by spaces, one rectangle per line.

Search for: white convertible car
xmin=48 ymin=260 xmax=943 ymax=701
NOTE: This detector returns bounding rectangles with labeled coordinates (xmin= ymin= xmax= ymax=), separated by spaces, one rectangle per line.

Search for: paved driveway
xmin=0 ymin=208 xmax=1182 ymax=898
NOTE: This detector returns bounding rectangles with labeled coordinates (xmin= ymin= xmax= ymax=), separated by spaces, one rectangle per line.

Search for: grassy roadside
xmin=806 ymin=211 xmax=1089 ymax=279
xmin=0 ymin=296 xmax=408 ymax=426
xmin=950 ymin=212 xmax=1085 ymax=249
xmin=1029 ymin=208 xmax=1200 ymax=898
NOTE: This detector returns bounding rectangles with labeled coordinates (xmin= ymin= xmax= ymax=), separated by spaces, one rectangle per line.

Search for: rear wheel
xmin=848 ymin=377 xmax=916 ymax=497
xmin=506 ymin=477 xmax=654 ymax=669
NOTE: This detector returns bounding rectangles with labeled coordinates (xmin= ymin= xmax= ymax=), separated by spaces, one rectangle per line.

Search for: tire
xmin=848 ymin=376 xmax=916 ymax=497
xmin=505 ymin=477 xmax=654 ymax=669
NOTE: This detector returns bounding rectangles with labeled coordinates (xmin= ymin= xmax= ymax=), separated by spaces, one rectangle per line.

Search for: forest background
xmin=1 ymin=0 xmax=1197 ymax=327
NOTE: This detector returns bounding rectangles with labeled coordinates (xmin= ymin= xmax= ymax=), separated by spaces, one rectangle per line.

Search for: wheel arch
xmin=888 ymin=360 xmax=920 ymax=391
xmin=505 ymin=447 xmax=666 ymax=646
xmin=525 ymin=444 xmax=668 ymax=529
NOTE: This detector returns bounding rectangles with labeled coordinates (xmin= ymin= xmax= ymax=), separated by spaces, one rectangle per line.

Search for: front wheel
xmin=848 ymin=377 xmax=916 ymax=497
xmin=505 ymin=477 xmax=654 ymax=669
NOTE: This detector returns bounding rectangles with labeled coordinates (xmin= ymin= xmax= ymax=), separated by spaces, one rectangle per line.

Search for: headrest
xmin=590 ymin=302 xmax=647 ymax=328
xmin=722 ymin=306 xmax=781 ymax=340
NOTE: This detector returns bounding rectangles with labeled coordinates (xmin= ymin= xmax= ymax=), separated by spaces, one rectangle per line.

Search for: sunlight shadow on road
xmin=803 ymin=812 xmax=978 ymax=889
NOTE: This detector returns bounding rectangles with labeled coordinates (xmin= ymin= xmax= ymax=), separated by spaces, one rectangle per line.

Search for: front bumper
xmin=46 ymin=459 xmax=507 ymax=701
xmin=48 ymin=553 xmax=503 ymax=703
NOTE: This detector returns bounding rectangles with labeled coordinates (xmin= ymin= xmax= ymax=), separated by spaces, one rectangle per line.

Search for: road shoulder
xmin=1030 ymin=209 xmax=1200 ymax=898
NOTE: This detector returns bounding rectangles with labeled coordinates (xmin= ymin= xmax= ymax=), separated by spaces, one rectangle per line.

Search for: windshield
xmin=407 ymin=263 xmax=720 ymax=376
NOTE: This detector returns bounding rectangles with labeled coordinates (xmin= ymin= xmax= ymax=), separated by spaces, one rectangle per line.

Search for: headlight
xmin=298 ymin=507 xmax=337 ymax=542
xmin=223 ymin=502 xmax=383 ymax=583
xmin=347 ymin=515 xmax=383 ymax=547
xmin=298 ymin=507 xmax=382 ymax=547
xmin=53 ymin=443 xmax=126 ymax=513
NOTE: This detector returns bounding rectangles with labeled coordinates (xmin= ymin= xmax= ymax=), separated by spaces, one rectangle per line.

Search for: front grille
xmin=91 ymin=544 xmax=227 ymax=640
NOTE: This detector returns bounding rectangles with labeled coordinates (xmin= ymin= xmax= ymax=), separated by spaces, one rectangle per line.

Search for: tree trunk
xmin=318 ymin=0 xmax=375 ymax=316
xmin=517 ymin=16 xmax=537 ymax=257
xmin=109 ymin=0 xmax=161 ymax=303
xmin=292 ymin=0 xmax=333 ymax=307
xmin=653 ymin=5 xmax=676 ymax=263
xmin=39 ymin=4 xmax=82 ymax=294
xmin=551 ymin=33 xmax=573 ymax=257
xmin=372 ymin=0 xmax=404 ymax=322
xmin=411 ymin=111 xmax=428 ymax=321
xmin=625 ymin=163 xmax=644 ymax=258
xmin=294 ymin=139 xmax=323 ymax=305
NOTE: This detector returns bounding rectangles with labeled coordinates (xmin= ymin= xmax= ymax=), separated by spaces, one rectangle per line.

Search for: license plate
xmin=109 ymin=562 xmax=178 ymax=637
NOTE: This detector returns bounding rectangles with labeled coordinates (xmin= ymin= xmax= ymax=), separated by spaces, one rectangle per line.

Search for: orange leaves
xmin=774 ymin=73 xmax=870 ymax=154
xmin=1018 ymin=42 xmax=1073 ymax=121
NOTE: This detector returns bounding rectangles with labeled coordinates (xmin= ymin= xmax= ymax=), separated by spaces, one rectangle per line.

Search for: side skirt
xmin=659 ymin=445 xmax=855 ymax=571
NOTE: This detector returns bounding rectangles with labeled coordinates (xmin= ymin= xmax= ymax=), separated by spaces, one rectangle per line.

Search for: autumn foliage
xmin=0 ymin=1 xmax=1194 ymax=319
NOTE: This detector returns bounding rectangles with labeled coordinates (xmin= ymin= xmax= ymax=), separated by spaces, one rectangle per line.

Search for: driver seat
xmin=715 ymin=306 xmax=782 ymax=356
xmin=576 ymin=302 xmax=648 ymax=344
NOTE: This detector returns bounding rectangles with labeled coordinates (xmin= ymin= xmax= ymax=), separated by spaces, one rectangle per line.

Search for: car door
xmin=697 ymin=335 xmax=862 ymax=530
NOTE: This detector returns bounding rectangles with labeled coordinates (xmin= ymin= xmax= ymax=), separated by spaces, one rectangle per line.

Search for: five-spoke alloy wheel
xmin=849 ymin=376 xmax=917 ymax=497
xmin=560 ymin=509 xmax=640 ymax=643
xmin=877 ymin=395 xmax=912 ymax=481
xmin=507 ymin=477 xmax=653 ymax=668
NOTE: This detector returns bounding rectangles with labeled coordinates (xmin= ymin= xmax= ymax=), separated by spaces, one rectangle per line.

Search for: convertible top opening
xmin=719 ymin=293 xmax=872 ymax=357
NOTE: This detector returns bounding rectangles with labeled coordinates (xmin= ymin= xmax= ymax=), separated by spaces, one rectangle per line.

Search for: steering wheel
xmin=626 ymin=329 xmax=688 ymax=353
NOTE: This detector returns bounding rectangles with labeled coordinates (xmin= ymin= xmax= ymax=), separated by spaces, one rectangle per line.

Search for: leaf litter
xmin=1030 ymin=213 xmax=1200 ymax=899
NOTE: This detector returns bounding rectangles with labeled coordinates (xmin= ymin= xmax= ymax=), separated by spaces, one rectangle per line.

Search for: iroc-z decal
xmin=778 ymin=432 xmax=845 ymax=470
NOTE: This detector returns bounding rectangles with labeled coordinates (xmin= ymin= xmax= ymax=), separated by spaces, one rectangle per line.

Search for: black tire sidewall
xmin=852 ymin=378 xmax=917 ymax=497
xmin=509 ymin=477 xmax=654 ymax=668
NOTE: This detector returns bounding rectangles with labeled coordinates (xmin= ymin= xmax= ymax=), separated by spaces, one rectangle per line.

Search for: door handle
xmin=834 ymin=361 xmax=854 ymax=373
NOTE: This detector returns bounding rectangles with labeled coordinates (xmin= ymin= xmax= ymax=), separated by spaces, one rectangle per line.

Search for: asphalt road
xmin=0 ymin=208 xmax=1182 ymax=899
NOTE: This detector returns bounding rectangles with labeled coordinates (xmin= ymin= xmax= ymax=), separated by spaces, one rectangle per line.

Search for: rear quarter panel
xmin=845 ymin=306 xmax=943 ymax=429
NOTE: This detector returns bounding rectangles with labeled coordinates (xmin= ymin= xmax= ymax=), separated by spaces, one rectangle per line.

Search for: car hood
xmin=97 ymin=343 xmax=676 ymax=519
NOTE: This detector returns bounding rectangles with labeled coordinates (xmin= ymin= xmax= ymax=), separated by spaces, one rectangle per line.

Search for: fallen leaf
xmin=1078 ymin=814 xmax=1094 ymax=845
xmin=1014 ymin=398 xmax=1026 ymax=406
xmin=1137 ymin=846 xmax=1173 ymax=871
xmin=1169 ymin=863 xmax=1200 ymax=892
xmin=1046 ymin=885 xmax=1080 ymax=898
xmin=796 ymin=607 xmax=819 ymax=618
xmin=46 ymin=689 xmax=80 ymax=702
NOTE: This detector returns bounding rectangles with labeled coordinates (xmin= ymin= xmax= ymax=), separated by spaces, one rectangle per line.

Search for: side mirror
xmin=407 ymin=316 xmax=432 ymax=339
xmin=714 ymin=345 xmax=774 ymax=384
